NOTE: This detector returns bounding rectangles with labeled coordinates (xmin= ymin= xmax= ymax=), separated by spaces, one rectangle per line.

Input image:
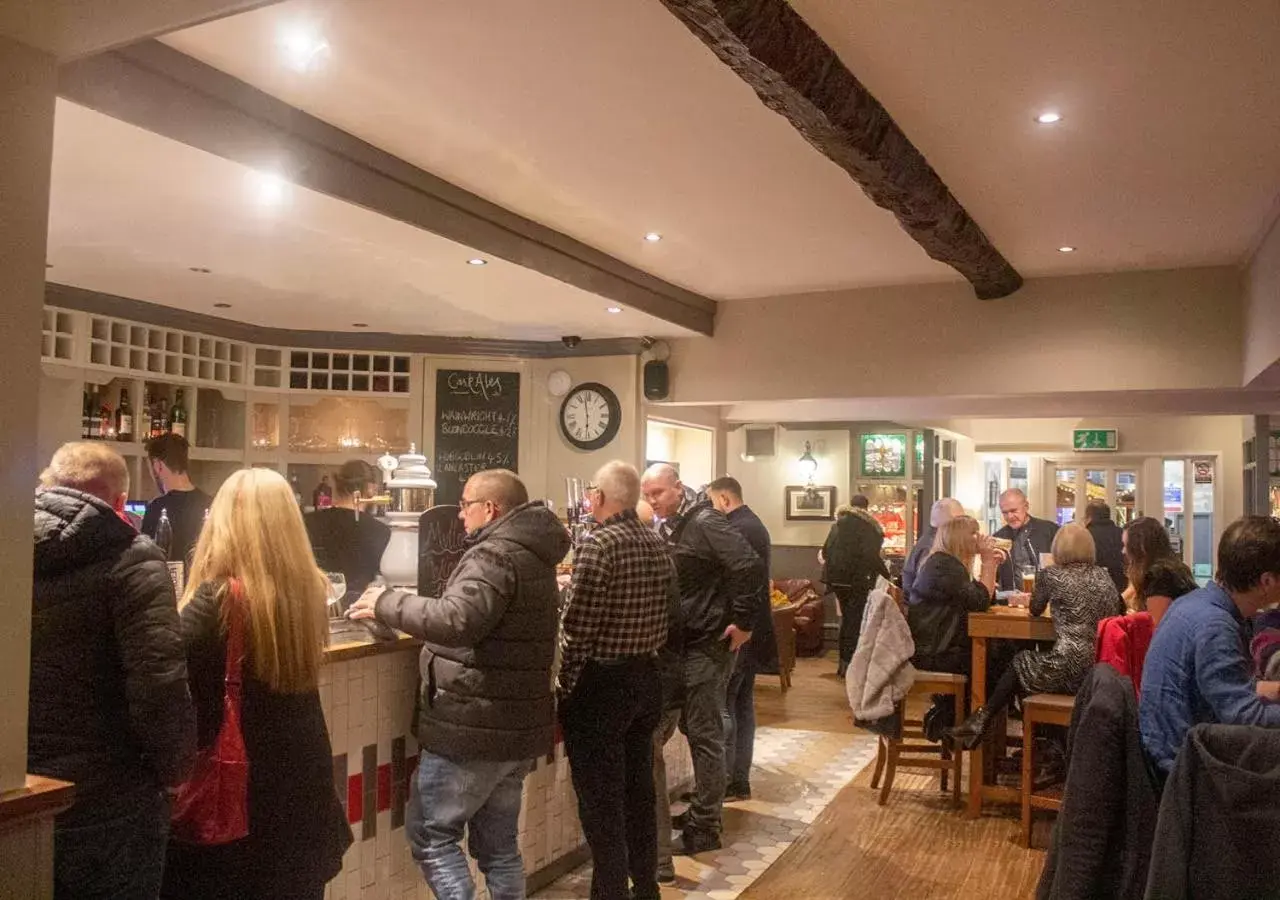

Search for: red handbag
xmin=171 ymin=578 xmax=250 ymax=845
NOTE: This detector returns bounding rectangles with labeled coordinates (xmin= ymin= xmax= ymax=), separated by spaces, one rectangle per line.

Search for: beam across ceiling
xmin=659 ymin=0 xmax=1023 ymax=300
xmin=56 ymin=40 xmax=717 ymax=335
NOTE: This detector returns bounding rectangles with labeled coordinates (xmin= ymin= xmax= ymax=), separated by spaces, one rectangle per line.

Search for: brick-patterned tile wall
xmin=319 ymin=649 xmax=694 ymax=900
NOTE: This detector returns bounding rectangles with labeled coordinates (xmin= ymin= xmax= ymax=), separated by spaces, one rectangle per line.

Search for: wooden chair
xmin=771 ymin=603 xmax=798 ymax=692
xmin=869 ymin=670 xmax=968 ymax=807
xmin=1021 ymin=693 xmax=1075 ymax=847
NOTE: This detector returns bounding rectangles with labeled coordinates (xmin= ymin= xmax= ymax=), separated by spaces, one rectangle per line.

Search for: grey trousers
xmin=679 ymin=641 xmax=734 ymax=834
xmin=652 ymin=707 xmax=682 ymax=871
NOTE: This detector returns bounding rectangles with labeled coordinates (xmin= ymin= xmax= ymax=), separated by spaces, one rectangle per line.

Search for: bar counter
xmin=319 ymin=631 xmax=693 ymax=899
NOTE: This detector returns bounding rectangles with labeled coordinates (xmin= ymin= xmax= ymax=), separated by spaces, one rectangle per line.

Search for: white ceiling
xmin=47 ymin=100 xmax=692 ymax=341
xmin=161 ymin=0 xmax=1280 ymax=299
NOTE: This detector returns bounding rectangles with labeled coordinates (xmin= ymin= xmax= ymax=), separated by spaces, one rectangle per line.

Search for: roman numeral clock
xmin=558 ymin=381 xmax=622 ymax=451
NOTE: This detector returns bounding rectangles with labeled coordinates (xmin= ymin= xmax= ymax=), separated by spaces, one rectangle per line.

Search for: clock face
xmin=559 ymin=382 xmax=622 ymax=451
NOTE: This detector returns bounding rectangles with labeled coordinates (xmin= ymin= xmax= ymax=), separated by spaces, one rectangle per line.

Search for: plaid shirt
xmin=558 ymin=508 xmax=674 ymax=696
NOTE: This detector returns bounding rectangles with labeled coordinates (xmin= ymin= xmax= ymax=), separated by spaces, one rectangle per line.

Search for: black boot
xmin=947 ymin=706 xmax=995 ymax=751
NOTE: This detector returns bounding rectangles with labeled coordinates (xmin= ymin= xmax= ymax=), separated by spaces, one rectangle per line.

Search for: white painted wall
xmin=724 ymin=427 xmax=850 ymax=546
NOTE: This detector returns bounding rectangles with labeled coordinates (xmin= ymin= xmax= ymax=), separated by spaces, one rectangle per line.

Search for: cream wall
xmin=1244 ymin=214 xmax=1280 ymax=385
xmin=645 ymin=419 xmax=715 ymax=488
xmin=1 ymin=35 xmax=56 ymax=795
xmin=667 ymin=267 xmax=1243 ymax=404
xmin=724 ymin=427 xmax=849 ymax=546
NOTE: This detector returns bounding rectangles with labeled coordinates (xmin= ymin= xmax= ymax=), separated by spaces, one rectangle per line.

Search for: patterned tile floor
xmin=533 ymin=726 xmax=880 ymax=900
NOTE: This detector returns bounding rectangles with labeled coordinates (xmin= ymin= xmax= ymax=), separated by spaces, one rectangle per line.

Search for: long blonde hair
xmin=182 ymin=468 xmax=329 ymax=693
xmin=931 ymin=515 xmax=980 ymax=570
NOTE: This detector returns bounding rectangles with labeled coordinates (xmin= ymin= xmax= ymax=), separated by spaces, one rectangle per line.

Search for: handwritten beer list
xmin=434 ymin=369 xmax=520 ymax=504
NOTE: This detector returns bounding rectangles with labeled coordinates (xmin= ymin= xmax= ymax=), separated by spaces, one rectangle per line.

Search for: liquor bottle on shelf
xmin=98 ymin=394 xmax=112 ymax=440
xmin=115 ymin=388 xmax=134 ymax=442
xmin=81 ymin=388 xmax=93 ymax=439
xmin=313 ymin=475 xmax=333 ymax=510
xmin=150 ymin=392 xmax=169 ymax=440
xmin=170 ymin=389 xmax=187 ymax=438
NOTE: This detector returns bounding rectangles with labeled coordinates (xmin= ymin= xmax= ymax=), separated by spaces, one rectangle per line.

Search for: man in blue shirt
xmin=1140 ymin=516 xmax=1280 ymax=776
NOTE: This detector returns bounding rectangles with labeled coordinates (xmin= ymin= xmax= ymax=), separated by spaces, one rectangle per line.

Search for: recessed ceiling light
xmin=605 ymin=306 xmax=622 ymax=314
xmin=213 ymin=302 xmax=232 ymax=309
xmin=278 ymin=24 xmax=330 ymax=73
xmin=247 ymin=168 xmax=289 ymax=207
xmin=189 ymin=266 xmax=212 ymax=274
xmin=644 ymin=232 xmax=663 ymax=243
xmin=1058 ymin=245 xmax=1077 ymax=253
xmin=467 ymin=258 xmax=488 ymax=266
xmin=352 ymin=322 xmax=368 ymax=328
xmin=1036 ymin=111 xmax=1063 ymax=125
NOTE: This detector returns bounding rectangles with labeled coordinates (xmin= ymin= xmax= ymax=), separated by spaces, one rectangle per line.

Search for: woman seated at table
xmin=949 ymin=522 xmax=1123 ymax=750
xmin=1123 ymin=516 xmax=1198 ymax=626
xmin=907 ymin=515 xmax=999 ymax=675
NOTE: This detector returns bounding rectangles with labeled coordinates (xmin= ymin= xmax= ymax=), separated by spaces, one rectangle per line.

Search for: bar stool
xmin=869 ymin=670 xmax=968 ymax=807
xmin=1021 ymin=693 xmax=1075 ymax=847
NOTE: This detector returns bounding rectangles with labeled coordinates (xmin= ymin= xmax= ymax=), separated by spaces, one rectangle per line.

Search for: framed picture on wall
xmin=784 ymin=485 xmax=837 ymax=521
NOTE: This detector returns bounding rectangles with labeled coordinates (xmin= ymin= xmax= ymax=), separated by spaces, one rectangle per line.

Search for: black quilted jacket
xmin=29 ymin=487 xmax=195 ymax=826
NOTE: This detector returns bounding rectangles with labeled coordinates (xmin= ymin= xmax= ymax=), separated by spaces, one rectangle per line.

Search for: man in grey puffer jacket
xmin=351 ymin=469 xmax=568 ymax=900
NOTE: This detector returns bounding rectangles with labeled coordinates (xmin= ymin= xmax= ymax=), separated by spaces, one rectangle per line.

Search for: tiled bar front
xmin=319 ymin=641 xmax=694 ymax=900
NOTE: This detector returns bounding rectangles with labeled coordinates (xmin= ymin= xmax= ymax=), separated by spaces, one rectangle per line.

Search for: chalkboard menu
xmin=433 ymin=369 xmax=520 ymax=505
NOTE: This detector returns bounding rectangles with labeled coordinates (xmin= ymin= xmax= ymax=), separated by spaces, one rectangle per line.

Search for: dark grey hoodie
xmin=376 ymin=501 xmax=570 ymax=762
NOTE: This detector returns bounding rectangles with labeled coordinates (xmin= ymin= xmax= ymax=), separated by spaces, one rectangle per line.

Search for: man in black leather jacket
xmin=642 ymin=465 xmax=761 ymax=856
xmin=30 ymin=442 xmax=195 ymax=900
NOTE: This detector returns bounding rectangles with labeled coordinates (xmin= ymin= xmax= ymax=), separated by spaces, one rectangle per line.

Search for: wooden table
xmin=966 ymin=607 xmax=1056 ymax=819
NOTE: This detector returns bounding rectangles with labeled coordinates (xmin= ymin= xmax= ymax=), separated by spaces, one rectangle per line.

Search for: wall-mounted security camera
xmin=561 ymin=335 xmax=582 ymax=349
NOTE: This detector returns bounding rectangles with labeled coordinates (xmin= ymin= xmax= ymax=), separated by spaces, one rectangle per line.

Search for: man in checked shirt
xmin=559 ymin=461 xmax=676 ymax=900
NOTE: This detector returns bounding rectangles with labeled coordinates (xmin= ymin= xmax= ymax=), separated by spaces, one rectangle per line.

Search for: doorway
xmin=645 ymin=419 xmax=715 ymax=490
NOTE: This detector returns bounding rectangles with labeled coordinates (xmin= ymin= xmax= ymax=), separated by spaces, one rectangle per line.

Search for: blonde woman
xmin=161 ymin=468 xmax=352 ymax=900
xmin=949 ymin=522 xmax=1123 ymax=749
xmin=906 ymin=515 xmax=1000 ymax=675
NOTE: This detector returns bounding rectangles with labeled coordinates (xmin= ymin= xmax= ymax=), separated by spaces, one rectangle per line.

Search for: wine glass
xmin=325 ymin=572 xmax=348 ymax=619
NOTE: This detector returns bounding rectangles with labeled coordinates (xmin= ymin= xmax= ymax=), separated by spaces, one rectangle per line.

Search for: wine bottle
xmin=151 ymin=393 xmax=169 ymax=440
xmin=115 ymin=388 xmax=134 ymax=442
xmin=170 ymin=389 xmax=187 ymax=438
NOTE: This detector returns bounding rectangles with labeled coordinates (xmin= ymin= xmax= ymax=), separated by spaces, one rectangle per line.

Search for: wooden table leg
xmin=966 ymin=634 xmax=988 ymax=819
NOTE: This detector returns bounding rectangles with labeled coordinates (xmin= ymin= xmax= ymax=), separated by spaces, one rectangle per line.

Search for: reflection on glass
xmin=1086 ymin=470 xmax=1106 ymax=507
xmin=1163 ymin=459 xmax=1186 ymax=558
xmin=1115 ymin=471 xmax=1137 ymax=526
xmin=983 ymin=460 xmax=1002 ymax=536
xmin=1056 ymin=469 xmax=1077 ymax=525
xmin=1008 ymin=457 xmax=1029 ymax=496
xmin=1191 ymin=460 xmax=1215 ymax=585
xmin=857 ymin=482 xmax=909 ymax=555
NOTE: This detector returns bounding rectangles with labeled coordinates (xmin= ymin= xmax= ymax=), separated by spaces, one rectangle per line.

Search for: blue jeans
xmin=406 ymin=750 xmax=532 ymax=900
xmin=56 ymin=788 xmax=169 ymax=900
xmin=723 ymin=661 xmax=756 ymax=788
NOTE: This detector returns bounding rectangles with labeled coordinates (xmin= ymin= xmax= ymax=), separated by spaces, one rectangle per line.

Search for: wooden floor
xmin=744 ymin=653 xmax=1047 ymax=900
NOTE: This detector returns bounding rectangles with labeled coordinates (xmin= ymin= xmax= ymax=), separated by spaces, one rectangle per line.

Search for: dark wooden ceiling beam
xmin=659 ymin=0 xmax=1023 ymax=300
xmin=56 ymin=40 xmax=717 ymax=334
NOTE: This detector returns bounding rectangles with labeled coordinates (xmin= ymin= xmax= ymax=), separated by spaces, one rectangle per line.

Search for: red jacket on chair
xmin=1095 ymin=613 xmax=1154 ymax=697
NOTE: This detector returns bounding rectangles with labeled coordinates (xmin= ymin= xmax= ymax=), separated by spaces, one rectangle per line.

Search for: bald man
xmin=902 ymin=498 xmax=965 ymax=599
xmin=994 ymin=489 xmax=1058 ymax=591
xmin=352 ymin=469 xmax=569 ymax=899
xmin=641 ymin=463 xmax=762 ymax=856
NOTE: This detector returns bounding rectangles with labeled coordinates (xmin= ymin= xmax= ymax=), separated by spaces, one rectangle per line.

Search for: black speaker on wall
xmin=643 ymin=360 xmax=669 ymax=400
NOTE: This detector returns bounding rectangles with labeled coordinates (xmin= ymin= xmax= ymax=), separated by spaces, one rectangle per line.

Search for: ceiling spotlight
xmin=213 ymin=302 xmax=232 ymax=309
xmin=605 ymin=306 xmax=622 ymax=314
xmin=1035 ymin=111 xmax=1063 ymax=125
xmin=1058 ymin=246 xmax=1077 ymax=253
xmin=278 ymin=24 xmax=331 ymax=73
xmin=247 ymin=168 xmax=289 ymax=207
xmin=643 ymin=232 xmax=663 ymax=243
xmin=189 ymin=266 xmax=212 ymax=274
xmin=352 ymin=322 xmax=369 ymax=328
xmin=467 ymin=258 xmax=488 ymax=266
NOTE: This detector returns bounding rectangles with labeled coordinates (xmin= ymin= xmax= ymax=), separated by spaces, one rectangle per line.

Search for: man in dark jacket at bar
xmin=351 ymin=469 xmax=569 ymax=900
xmin=30 ymin=441 xmax=195 ymax=900
xmin=642 ymin=464 xmax=761 ymax=856
xmin=821 ymin=495 xmax=890 ymax=677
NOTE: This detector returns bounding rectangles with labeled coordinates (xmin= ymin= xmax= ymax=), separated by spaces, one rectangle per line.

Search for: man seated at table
xmin=993 ymin=488 xmax=1058 ymax=592
xmin=1140 ymin=515 xmax=1280 ymax=777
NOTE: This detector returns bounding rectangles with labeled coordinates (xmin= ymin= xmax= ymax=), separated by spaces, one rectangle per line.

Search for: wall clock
xmin=559 ymin=382 xmax=622 ymax=451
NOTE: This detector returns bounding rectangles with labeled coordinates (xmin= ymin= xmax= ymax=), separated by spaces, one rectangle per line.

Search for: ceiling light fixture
xmin=247 ymin=168 xmax=289 ymax=207
xmin=467 ymin=258 xmax=488 ymax=266
xmin=278 ymin=24 xmax=331 ymax=73
xmin=213 ymin=302 xmax=232 ymax=309
xmin=1035 ymin=111 xmax=1063 ymax=125
xmin=1058 ymin=245 xmax=1077 ymax=253
xmin=644 ymin=232 xmax=663 ymax=243
xmin=605 ymin=306 xmax=622 ymax=314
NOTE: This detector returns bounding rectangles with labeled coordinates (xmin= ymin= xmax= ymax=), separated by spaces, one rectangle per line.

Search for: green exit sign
xmin=1073 ymin=428 xmax=1118 ymax=452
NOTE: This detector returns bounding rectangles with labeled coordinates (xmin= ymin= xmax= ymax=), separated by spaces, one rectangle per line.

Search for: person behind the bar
xmin=142 ymin=432 xmax=212 ymax=565
xmin=1139 ymin=515 xmax=1280 ymax=778
xmin=30 ymin=441 xmax=195 ymax=900
xmin=559 ymin=461 xmax=674 ymax=900
xmin=705 ymin=475 xmax=774 ymax=803
xmin=349 ymin=469 xmax=568 ymax=900
xmin=304 ymin=459 xmax=391 ymax=596
xmin=993 ymin=488 xmax=1058 ymax=591
xmin=641 ymin=463 xmax=760 ymax=856
xmin=161 ymin=468 xmax=351 ymax=900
